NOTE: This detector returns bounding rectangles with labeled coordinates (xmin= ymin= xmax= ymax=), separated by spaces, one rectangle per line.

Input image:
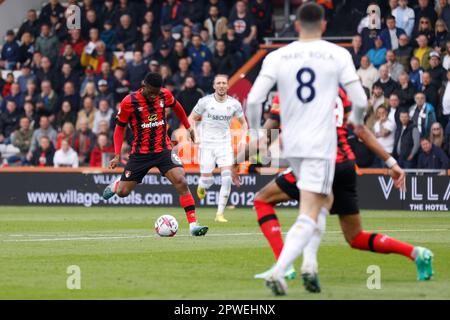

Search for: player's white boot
xmin=254 ymin=264 xmax=296 ymax=280
xmin=265 ymin=271 xmax=288 ymax=296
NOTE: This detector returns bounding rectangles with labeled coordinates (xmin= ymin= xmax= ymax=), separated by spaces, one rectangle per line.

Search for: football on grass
xmin=155 ymin=215 xmax=178 ymax=237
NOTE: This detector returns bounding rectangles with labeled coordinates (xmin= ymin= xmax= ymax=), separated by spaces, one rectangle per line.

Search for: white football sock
xmin=199 ymin=176 xmax=214 ymax=189
xmin=217 ymin=170 xmax=232 ymax=214
xmin=301 ymin=207 xmax=328 ymax=274
xmin=272 ymin=215 xmax=317 ymax=277
xmin=189 ymin=222 xmax=198 ymax=231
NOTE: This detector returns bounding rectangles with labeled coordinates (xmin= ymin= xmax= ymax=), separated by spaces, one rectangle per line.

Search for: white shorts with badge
xmin=199 ymin=146 xmax=234 ymax=174
xmin=287 ymin=157 xmax=335 ymax=195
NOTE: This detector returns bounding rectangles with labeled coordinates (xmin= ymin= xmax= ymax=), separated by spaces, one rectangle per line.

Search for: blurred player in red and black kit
xmin=103 ymin=72 xmax=208 ymax=236
xmin=238 ymin=89 xmax=433 ymax=293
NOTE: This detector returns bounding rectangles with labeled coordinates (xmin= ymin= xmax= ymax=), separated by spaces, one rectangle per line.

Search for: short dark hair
xmin=296 ymin=2 xmax=324 ymax=26
xmin=144 ymin=72 xmax=163 ymax=88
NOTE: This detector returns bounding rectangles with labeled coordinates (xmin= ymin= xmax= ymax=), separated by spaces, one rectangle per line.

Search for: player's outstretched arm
xmin=344 ymin=81 xmax=368 ymax=126
xmin=110 ymin=125 xmax=125 ymax=169
xmin=246 ymin=75 xmax=276 ymax=133
xmin=172 ymin=100 xmax=196 ymax=142
xmin=353 ymin=124 xmax=405 ymax=190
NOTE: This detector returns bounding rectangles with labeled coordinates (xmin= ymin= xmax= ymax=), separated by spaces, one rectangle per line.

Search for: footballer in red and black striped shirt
xmin=239 ymin=90 xmax=419 ymax=288
xmin=102 ymin=72 xmax=208 ymax=236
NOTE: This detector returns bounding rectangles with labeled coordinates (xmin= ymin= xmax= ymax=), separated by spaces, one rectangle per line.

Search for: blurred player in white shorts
xmin=246 ymin=2 xmax=368 ymax=295
xmin=189 ymin=75 xmax=248 ymax=222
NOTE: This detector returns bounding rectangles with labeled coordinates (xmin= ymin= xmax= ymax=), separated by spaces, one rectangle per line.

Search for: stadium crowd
xmin=0 ymin=0 xmax=274 ymax=167
xmin=0 ymin=0 xmax=449 ymax=170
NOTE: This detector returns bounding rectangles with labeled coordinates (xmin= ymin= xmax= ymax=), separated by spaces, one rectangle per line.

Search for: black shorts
xmin=330 ymin=160 xmax=359 ymax=216
xmin=121 ymin=149 xmax=183 ymax=183
xmin=275 ymin=161 xmax=359 ymax=216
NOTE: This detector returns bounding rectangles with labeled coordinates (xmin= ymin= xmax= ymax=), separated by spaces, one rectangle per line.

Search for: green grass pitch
xmin=0 ymin=206 xmax=449 ymax=300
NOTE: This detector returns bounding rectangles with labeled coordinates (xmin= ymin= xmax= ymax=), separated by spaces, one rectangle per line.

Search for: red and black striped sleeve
xmin=116 ymin=95 xmax=133 ymax=127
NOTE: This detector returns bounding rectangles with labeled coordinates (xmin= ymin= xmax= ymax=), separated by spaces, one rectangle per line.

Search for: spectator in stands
xmin=412 ymin=16 xmax=435 ymax=47
xmin=74 ymin=118 xmax=96 ymax=166
xmin=386 ymin=50 xmax=405 ymax=81
xmin=35 ymin=24 xmax=59 ymax=64
xmin=394 ymin=34 xmax=413 ymax=72
xmin=367 ymin=36 xmax=387 ymax=68
xmin=160 ymin=64 xmax=173 ymax=87
xmin=380 ymin=15 xmax=406 ymax=50
xmin=1 ymin=73 xmax=14 ymax=99
xmin=8 ymin=117 xmax=33 ymax=165
xmin=40 ymin=0 xmax=65 ymax=25
xmin=112 ymin=68 xmax=130 ymax=102
xmin=249 ymin=0 xmax=273 ymax=43
xmin=58 ymin=81 xmax=80 ymax=113
xmin=173 ymin=58 xmax=194 ymax=89
xmin=357 ymin=55 xmax=380 ymax=91
xmin=30 ymin=136 xmax=55 ymax=167
xmin=414 ymin=34 xmax=433 ymax=70
xmin=177 ymin=76 xmax=204 ymax=115
xmin=229 ymin=0 xmax=258 ymax=60
xmin=387 ymin=93 xmax=403 ymax=126
xmin=28 ymin=116 xmax=57 ymax=156
xmin=136 ymin=23 xmax=156 ymax=50
xmin=392 ymin=0 xmax=415 ymax=37
xmin=181 ymin=25 xmax=194 ymax=49
xmin=375 ymin=64 xmax=399 ymax=97
xmin=53 ymin=139 xmax=79 ymax=168
xmin=81 ymin=41 xmax=118 ymax=75
xmin=97 ymin=120 xmax=112 ymax=140
xmin=196 ymin=61 xmax=215 ymax=94
xmin=212 ymin=39 xmax=239 ymax=76
xmin=1 ymin=83 xmax=22 ymax=113
xmin=100 ymin=20 xmax=117 ymax=52
xmin=444 ymin=120 xmax=450 ymax=157
xmin=348 ymin=35 xmax=364 ymax=69
xmin=49 ymin=12 xmax=67 ymax=42
xmin=409 ymin=56 xmax=424 ymax=90
xmin=115 ymin=0 xmax=138 ymax=25
xmin=56 ymin=101 xmax=77 ymax=131
xmin=89 ymin=133 xmax=114 ymax=167
xmin=155 ymin=43 xmax=175 ymax=69
xmin=421 ymin=71 xmax=440 ymax=109
xmin=156 ymin=25 xmax=176 ymax=52
xmin=428 ymin=51 xmax=447 ymax=87
xmin=409 ymin=92 xmax=437 ymax=137
xmin=180 ymin=0 xmax=205 ymax=34
xmin=393 ymin=110 xmax=421 ymax=168
xmin=37 ymin=80 xmax=59 ymax=117
xmin=373 ymin=105 xmax=397 ymax=167
xmin=17 ymin=9 xmax=40 ymax=39
xmin=417 ymin=137 xmax=449 ymax=169
xmin=429 ymin=122 xmax=447 ymax=150
xmin=115 ymin=14 xmax=138 ymax=51
xmin=395 ymin=72 xmax=417 ymax=108
xmin=99 ymin=0 xmax=118 ymax=24
xmin=23 ymin=101 xmax=37 ymax=129
xmin=433 ymin=19 xmax=449 ymax=50
xmin=95 ymin=79 xmax=115 ymax=108
xmin=366 ymin=83 xmax=388 ymax=130
xmin=188 ymin=34 xmax=213 ymax=75
xmin=19 ymin=80 xmax=39 ymax=108
xmin=0 ymin=30 xmax=19 ymax=70
xmin=0 ymin=100 xmax=22 ymax=144
xmin=57 ymin=44 xmax=83 ymax=78
xmin=92 ymin=99 xmax=113 ymax=135
xmin=200 ymin=28 xmax=216 ymax=54
xmin=138 ymin=0 xmax=161 ymax=30
xmin=160 ymin=0 xmax=184 ymax=33
xmin=171 ymin=40 xmax=188 ymax=73
xmin=57 ymin=63 xmax=80 ymax=94
xmin=17 ymin=64 xmax=36 ymax=94
xmin=95 ymin=62 xmax=116 ymax=93
xmin=56 ymin=122 xmax=75 ymax=149
xmin=35 ymin=56 xmax=57 ymax=90
xmin=142 ymin=42 xmax=155 ymax=66
xmin=414 ymin=0 xmax=437 ymax=32
xmin=81 ymin=9 xmax=101 ymax=39
xmin=76 ymin=97 xmax=97 ymax=130
xmin=204 ymin=5 xmax=228 ymax=41
xmin=17 ymin=33 xmax=35 ymax=69
xmin=126 ymin=51 xmax=148 ymax=91
xmin=62 ymin=29 xmax=87 ymax=58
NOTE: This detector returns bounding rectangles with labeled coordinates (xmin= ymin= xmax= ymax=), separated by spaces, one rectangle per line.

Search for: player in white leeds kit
xmin=189 ymin=74 xmax=248 ymax=222
xmin=246 ymin=3 xmax=368 ymax=295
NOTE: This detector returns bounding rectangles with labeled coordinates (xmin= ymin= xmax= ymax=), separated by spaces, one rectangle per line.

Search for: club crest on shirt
xmin=125 ymin=170 xmax=132 ymax=178
xmin=148 ymin=114 xmax=158 ymax=122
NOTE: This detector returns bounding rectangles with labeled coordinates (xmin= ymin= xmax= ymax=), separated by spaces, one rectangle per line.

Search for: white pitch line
xmin=1 ymin=228 xmax=448 ymax=243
